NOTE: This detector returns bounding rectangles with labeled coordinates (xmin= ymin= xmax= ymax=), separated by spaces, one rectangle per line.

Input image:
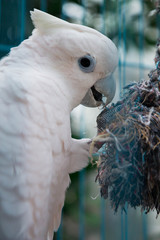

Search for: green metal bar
xmin=118 ymin=0 xmax=122 ymax=94
xmin=100 ymin=1 xmax=107 ymax=239
xmin=124 ymin=204 xmax=128 ymax=240
xmin=56 ymin=216 xmax=63 ymax=240
xmin=81 ymin=0 xmax=86 ymax=25
xmin=139 ymin=1 xmax=148 ymax=239
xmin=121 ymin=61 xmax=153 ymax=70
xmin=79 ymin=169 xmax=85 ymax=240
xmin=101 ymin=0 xmax=106 ymax=34
xmin=40 ymin=0 xmax=47 ymax=12
xmin=122 ymin=0 xmax=126 ymax=89
xmin=121 ymin=206 xmax=128 ymax=240
xmin=118 ymin=2 xmax=124 ymax=238
xmin=100 ymin=198 xmax=106 ymax=240
xmin=142 ymin=212 xmax=147 ymax=240
xmin=0 ymin=44 xmax=13 ymax=51
xmin=0 ymin=0 xmax=1 ymax=28
xmin=61 ymin=0 xmax=66 ymax=20
xmin=139 ymin=0 xmax=144 ymax=80
xmin=121 ymin=211 xmax=124 ymax=240
xmin=157 ymin=14 xmax=160 ymax=37
xmin=122 ymin=1 xmax=128 ymax=239
xmin=20 ymin=0 xmax=26 ymax=42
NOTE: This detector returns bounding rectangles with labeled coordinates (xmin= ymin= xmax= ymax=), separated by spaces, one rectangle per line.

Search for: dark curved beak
xmin=81 ymin=74 xmax=116 ymax=107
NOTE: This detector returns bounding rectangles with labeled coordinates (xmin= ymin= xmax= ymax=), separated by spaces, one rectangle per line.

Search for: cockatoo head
xmin=30 ymin=9 xmax=118 ymax=109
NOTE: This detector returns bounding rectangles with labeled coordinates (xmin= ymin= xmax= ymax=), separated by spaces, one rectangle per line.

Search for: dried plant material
xmin=92 ymin=39 xmax=160 ymax=214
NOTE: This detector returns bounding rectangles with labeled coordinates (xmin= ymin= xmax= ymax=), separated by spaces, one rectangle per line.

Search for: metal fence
xmin=0 ymin=1 xmax=160 ymax=240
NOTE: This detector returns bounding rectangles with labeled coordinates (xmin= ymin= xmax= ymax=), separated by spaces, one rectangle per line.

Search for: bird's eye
xmin=78 ymin=55 xmax=96 ymax=73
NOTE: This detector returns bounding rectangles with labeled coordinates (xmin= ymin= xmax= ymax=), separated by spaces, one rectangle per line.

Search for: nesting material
xmin=92 ymin=40 xmax=160 ymax=214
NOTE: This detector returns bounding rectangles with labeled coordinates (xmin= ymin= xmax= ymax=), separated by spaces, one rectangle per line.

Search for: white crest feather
xmin=30 ymin=9 xmax=102 ymax=36
xmin=30 ymin=9 xmax=70 ymax=31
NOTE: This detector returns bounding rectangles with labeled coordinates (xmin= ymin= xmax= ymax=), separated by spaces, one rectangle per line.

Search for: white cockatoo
xmin=0 ymin=9 xmax=118 ymax=240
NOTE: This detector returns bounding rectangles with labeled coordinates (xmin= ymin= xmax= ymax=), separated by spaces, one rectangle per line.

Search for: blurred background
xmin=0 ymin=0 xmax=160 ymax=239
